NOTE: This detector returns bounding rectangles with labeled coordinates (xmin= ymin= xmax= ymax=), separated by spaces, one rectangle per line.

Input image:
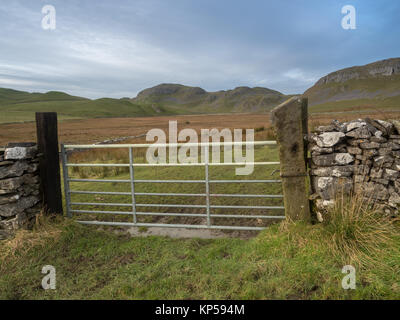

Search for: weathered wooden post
xmin=271 ymin=97 xmax=311 ymax=221
xmin=36 ymin=112 xmax=63 ymax=215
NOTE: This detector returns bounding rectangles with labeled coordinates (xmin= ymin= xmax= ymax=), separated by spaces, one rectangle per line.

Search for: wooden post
xmin=36 ymin=112 xmax=63 ymax=215
xmin=271 ymin=97 xmax=311 ymax=222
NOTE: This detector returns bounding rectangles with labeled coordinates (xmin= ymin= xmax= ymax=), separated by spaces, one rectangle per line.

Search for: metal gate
xmin=61 ymin=141 xmax=285 ymax=231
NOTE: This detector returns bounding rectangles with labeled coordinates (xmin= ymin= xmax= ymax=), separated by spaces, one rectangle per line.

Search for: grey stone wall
xmin=308 ymin=118 xmax=400 ymax=219
xmin=0 ymin=143 xmax=41 ymax=239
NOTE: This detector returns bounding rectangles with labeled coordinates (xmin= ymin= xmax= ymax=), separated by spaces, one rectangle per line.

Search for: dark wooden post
xmin=36 ymin=112 xmax=63 ymax=214
xmin=271 ymin=97 xmax=311 ymax=222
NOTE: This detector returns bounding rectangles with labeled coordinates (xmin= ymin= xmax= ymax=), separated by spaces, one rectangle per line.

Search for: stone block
xmin=4 ymin=143 xmax=37 ymax=160
xmin=313 ymin=153 xmax=354 ymax=166
xmin=312 ymin=132 xmax=345 ymax=148
xmin=346 ymin=127 xmax=371 ymax=139
xmin=347 ymin=146 xmax=362 ymax=155
xmin=312 ymin=176 xmax=353 ymax=200
xmin=0 ymin=195 xmax=40 ymax=217
xmin=310 ymin=165 xmax=353 ymax=177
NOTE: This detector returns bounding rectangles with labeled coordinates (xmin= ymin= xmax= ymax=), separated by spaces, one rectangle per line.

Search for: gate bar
xmin=70 ymin=202 xmax=284 ymax=210
xmin=71 ymin=209 xmax=285 ymax=219
xmin=68 ymin=179 xmax=281 ymax=183
xmin=66 ymin=162 xmax=280 ymax=167
xmin=65 ymin=140 xmax=277 ymax=149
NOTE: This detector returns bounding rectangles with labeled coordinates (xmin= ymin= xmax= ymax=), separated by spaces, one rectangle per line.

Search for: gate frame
xmin=61 ymin=140 xmax=285 ymax=231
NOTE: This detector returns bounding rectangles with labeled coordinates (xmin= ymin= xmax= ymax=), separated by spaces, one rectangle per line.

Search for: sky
xmin=0 ymin=0 xmax=399 ymax=99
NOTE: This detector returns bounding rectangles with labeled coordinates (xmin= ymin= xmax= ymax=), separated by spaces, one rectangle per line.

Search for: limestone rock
xmin=0 ymin=161 xmax=14 ymax=167
xmin=310 ymin=145 xmax=333 ymax=154
xmin=363 ymin=149 xmax=378 ymax=158
xmin=388 ymin=119 xmax=400 ymax=134
xmin=312 ymin=176 xmax=353 ymax=200
xmin=4 ymin=143 xmax=37 ymax=160
xmin=0 ymin=195 xmax=40 ymax=217
xmin=0 ymin=177 xmax=24 ymax=194
xmin=371 ymin=178 xmax=389 ymax=185
xmin=354 ymin=164 xmax=370 ymax=175
xmin=313 ymin=153 xmax=354 ymax=166
xmin=378 ymin=148 xmax=392 ymax=156
xmin=345 ymin=120 xmax=366 ymax=132
xmin=331 ymin=120 xmax=346 ymax=132
xmin=0 ymin=161 xmax=36 ymax=179
xmin=383 ymin=169 xmax=399 ymax=180
xmin=370 ymin=168 xmax=383 ymax=179
xmin=346 ymin=127 xmax=371 ymax=139
xmin=315 ymin=199 xmax=335 ymax=210
xmin=0 ymin=194 xmax=20 ymax=205
xmin=373 ymin=155 xmax=394 ymax=167
xmin=312 ymin=132 xmax=345 ymax=148
xmin=370 ymin=136 xmax=387 ymax=143
xmin=388 ymin=192 xmax=400 ymax=207
xmin=376 ymin=119 xmax=395 ymax=135
xmin=310 ymin=165 xmax=353 ymax=177
xmin=359 ymin=141 xmax=380 ymax=149
xmin=347 ymin=146 xmax=362 ymax=155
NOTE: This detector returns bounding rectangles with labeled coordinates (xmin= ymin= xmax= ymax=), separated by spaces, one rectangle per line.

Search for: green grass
xmin=309 ymin=96 xmax=400 ymax=114
xmin=307 ymin=75 xmax=400 ymax=113
xmin=0 ymin=216 xmax=398 ymax=299
xmin=1 ymin=140 xmax=399 ymax=300
xmin=0 ymin=86 xmax=290 ymax=124
xmin=0 ymin=98 xmax=172 ymax=124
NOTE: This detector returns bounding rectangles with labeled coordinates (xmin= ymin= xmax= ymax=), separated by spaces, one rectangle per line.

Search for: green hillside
xmin=0 ymin=88 xmax=172 ymax=123
xmin=133 ymin=83 xmax=289 ymax=113
xmin=304 ymin=58 xmax=400 ymax=112
xmin=0 ymin=85 xmax=291 ymax=123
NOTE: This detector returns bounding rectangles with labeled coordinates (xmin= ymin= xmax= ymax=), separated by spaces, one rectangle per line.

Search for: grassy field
xmin=1 ymin=132 xmax=400 ymax=299
xmin=0 ymin=205 xmax=398 ymax=299
xmin=1 ymin=105 xmax=400 ymax=299
xmin=2 ymin=110 xmax=400 ymax=146
xmin=0 ymin=113 xmax=275 ymax=146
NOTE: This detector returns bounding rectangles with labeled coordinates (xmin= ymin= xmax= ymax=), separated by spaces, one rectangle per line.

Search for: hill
xmin=304 ymin=58 xmax=400 ymax=112
xmin=133 ymin=83 xmax=289 ymax=113
xmin=0 ymin=84 xmax=290 ymax=123
xmin=0 ymin=88 xmax=173 ymax=123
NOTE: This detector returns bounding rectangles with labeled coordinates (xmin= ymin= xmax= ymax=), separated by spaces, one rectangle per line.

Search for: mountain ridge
xmin=132 ymin=83 xmax=289 ymax=113
xmin=304 ymin=58 xmax=400 ymax=111
xmin=0 ymin=84 xmax=290 ymax=123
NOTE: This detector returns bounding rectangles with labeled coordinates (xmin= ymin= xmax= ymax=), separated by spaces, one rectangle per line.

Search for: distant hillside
xmin=0 ymin=84 xmax=290 ymax=123
xmin=0 ymin=88 xmax=161 ymax=123
xmin=304 ymin=58 xmax=400 ymax=112
xmin=132 ymin=83 xmax=290 ymax=113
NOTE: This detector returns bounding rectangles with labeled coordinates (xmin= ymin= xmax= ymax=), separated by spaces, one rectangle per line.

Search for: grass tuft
xmin=321 ymin=193 xmax=399 ymax=267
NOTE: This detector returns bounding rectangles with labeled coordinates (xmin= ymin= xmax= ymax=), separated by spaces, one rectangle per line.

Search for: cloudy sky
xmin=0 ymin=0 xmax=399 ymax=98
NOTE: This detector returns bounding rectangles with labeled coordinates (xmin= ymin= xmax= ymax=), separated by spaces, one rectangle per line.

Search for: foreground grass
xmin=0 ymin=216 xmax=399 ymax=300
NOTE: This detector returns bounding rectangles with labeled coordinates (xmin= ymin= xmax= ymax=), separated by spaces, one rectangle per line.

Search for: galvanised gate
xmin=61 ymin=140 xmax=285 ymax=231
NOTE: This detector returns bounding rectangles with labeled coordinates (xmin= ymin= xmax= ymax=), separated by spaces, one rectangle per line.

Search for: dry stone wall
xmin=308 ymin=118 xmax=400 ymax=218
xmin=0 ymin=143 xmax=41 ymax=239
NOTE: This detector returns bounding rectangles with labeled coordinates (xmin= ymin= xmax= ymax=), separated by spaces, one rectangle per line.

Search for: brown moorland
xmin=1 ymin=109 xmax=400 ymax=146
